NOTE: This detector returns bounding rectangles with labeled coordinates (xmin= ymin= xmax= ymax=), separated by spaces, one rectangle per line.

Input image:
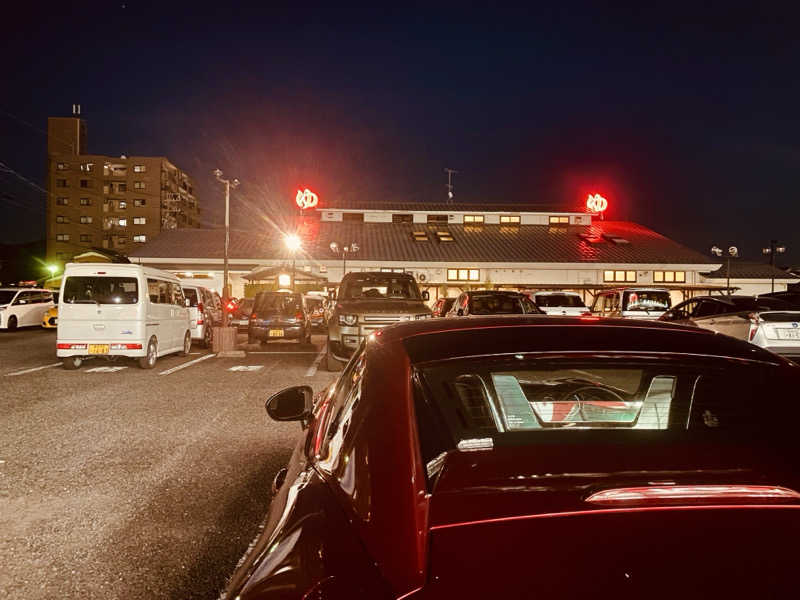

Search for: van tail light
xmin=748 ymin=312 xmax=761 ymax=341
xmin=585 ymin=485 xmax=800 ymax=507
xmin=58 ymin=343 xmax=87 ymax=349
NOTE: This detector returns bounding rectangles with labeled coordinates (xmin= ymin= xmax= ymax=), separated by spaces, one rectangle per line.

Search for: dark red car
xmin=224 ymin=316 xmax=800 ymax=599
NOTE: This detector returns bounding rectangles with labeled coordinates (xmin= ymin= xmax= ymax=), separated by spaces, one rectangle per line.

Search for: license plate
xmin=777 ymin=329 xmax=800 ymax=340
xmin=268 ymin=329 xmax=284 ymax=338
xmin=88 ymin=344 xmax=110 ymax=354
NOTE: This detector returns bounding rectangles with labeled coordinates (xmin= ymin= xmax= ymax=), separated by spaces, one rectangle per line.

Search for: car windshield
xmin=470 ymin=294 xmax=524 ymax=314
xmin=418 ymin=356 xmax=796 ymax=446
xmin=0 ymin=290 xmax=17 ymax=304
xmin=62 ymin=276 xmax=139 ymax=305
xmin=534 ymin=294 xmax=586 ymax=308
xmin=340 ymin=275 xmax=421 ymax=300
xmin=255 ymin=293 xmax=302 ymax=313
xmin=623 ymin=290 xmax=671 ymax=312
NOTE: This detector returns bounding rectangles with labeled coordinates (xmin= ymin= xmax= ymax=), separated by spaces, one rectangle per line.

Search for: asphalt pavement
xmin=0 ymin=326 xmax=336 ymax=599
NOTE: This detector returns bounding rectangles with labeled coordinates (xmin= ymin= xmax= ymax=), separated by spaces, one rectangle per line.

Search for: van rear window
xmin=63 ymin=276 xmax=139 ymax=305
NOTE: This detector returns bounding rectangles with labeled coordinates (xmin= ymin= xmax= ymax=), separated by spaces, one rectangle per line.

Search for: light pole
xmin=214 ymin=169 xmax=239 ymax=325
xmin=284 ymin=233 xmax=302 ymax=292
xmin=329 ymin=241 xmax=359 ymax=282
xmin=762 ymin=239 xmax=787 ymax=293
xmin=711 ymin=245 xmax=738 ymax=296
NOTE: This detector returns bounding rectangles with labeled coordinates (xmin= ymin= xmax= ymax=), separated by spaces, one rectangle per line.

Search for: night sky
xmin=2 ymin=2 xmax=799 ymax=264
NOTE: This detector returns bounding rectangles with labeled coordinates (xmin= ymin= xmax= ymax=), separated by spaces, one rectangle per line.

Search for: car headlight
xmin=415 ymin=313 xmax=430 ymax=320
xmin=338 ymin=314 xmax=358 ymax=326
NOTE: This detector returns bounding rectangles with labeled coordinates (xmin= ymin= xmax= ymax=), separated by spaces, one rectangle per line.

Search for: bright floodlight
xmin=278 ymin=273 xmax=292 ymax=288
xmin=329 ymin=241 xmax=339 ymax=252
xmin=728 ymin=246 xmax=738 ymax=257
xmin=284 ymin=234 xmax=302 ymax=252
xmin=46 ymin=264 xmax=58 ymax=275
xmin=710 ymin=246 xmax=723 ymax=257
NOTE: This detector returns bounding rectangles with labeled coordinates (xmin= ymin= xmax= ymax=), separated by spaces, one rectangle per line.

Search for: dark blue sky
xmin=2 ymin=1 xmax=799 ymax=263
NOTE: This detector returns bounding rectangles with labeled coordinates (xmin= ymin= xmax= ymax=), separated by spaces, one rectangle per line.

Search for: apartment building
xmin=46 ymin=114 xmax=200 ymax=263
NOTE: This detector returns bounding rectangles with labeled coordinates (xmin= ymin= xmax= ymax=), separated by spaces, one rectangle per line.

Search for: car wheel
xmin=326 ymin=350 xmax=343 ymax=372
xmin=178 ymin=331 xmax=191 ymax=356
xmin=203 ymin=324 xmax=213 ymax=349
xmin=138 ymin=337 xmax=157 ymax=369
xmin=7 ymin=316 xmax=17 ymax=331
xmin=62 ymin=356 xmax=82 ymax=370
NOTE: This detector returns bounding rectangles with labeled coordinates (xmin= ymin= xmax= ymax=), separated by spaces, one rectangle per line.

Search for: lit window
xmin=464 ymin=215 xmax=484 ymax=223
xmin=81 ymin=163 xmax=94 ymax=172
xmin=436 ymin=231 xmax=455 ymax=242
xmin=604 ymin=270 xmax=637 ymax=283
xmin=56 ymin=233 xmax=70 ymax=241
xmin=134 ymin=198 xmax=146 ymax=207
xmin=447 ymin=268 xmax=480 ymax=282
xmin=118 ymin=201 xmax=127 ymax=210
xmin=80 ymin=197 xmax=91 ymax=206
xmin=500 ymin=215 xmax=520 ymax=224
xmin=133 ymin=217 xmax=146 ymax=225
xmin=133 ymin=235 xmax=146 ymax=243
xmin=469 ymin=269 xmax=479 ymax=281
xmin=458 ymin=269 xmax=469 ymax=280
xmin=447 ymin=269 xmax=458 ymax=280
xmin=57 ymin=162 xmax=68 ymax=170
xmin=118 ymin=218 xmax=127 ymax=227
xmin=654 ymin=271 xmax=685 ymax=283
xmin=412 ymin=231 xmax=429 ymax=242
xmin=133 ymin=164 xmax=146 ymax=173
xmin=56 ymin=197 xmax=68 ymax=205
xmin=56 ymin=215 xmax=69 ymax=224
xmin=134 ymin=181 xmax=145 ymax=190
xmin=549 ymin=216 xmax=569 ymax=224
xmin=80 ymin=216 xmax=93 ymax=224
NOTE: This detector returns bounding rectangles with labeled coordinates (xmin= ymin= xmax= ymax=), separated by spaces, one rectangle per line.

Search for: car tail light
xmin=581 ymin=310 xmax=592 ymax=316
xmin=585 ymin=485 xmax=800 ymax=506
xmin=57 ymin=343 xmax=87 ymax=349
xmin=748 ymin=312 xmax=761 ymax=341
xmin=251 ymin=313 xmax=257 ymax=320
xmin=295 ymin=311 xmax=304 ymax=320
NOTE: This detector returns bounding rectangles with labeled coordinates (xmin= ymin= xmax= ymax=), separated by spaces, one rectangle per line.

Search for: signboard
xmin=586 ymin=193 xmax=608 ymax=213
xmin=296 ymin=188 xmax=319 ymax=210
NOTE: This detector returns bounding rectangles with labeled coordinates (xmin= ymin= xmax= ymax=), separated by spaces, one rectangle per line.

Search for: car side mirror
xmin=457 ymin=308 xmax=464 ymax=316
xmin=265 ymin=385 xmax=313 ymax=423
xmin=422 ymin=290 xmax=430 ymax=301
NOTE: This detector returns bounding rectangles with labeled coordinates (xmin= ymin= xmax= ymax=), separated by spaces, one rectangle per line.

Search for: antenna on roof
xmin=444 ymin=167 xmax=458 ymax=203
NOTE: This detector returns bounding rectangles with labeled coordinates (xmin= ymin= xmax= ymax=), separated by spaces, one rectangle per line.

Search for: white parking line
xmin=158 ymin=353 xmax=215 ymax=376
xmin=86 ymin=366 xmax=128 ymax=373
xmin=4 ymin=362 xmax=62 ymax=377
xmin=228 ymin=365 xmax=264 ymax=372
xmin=305 ymin=346 xmax=327 ymax=377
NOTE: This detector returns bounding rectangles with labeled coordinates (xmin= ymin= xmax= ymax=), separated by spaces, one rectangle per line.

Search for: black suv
xmin=248 ymin=291 xmax=312 ymax=345
xmin=445 ymin=290 xmax=543 ymax=316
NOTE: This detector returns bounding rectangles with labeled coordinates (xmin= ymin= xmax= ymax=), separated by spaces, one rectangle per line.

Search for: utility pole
xmin=444 ymin=168 xmax=458 ymax=203
xmin=214 ymin=169 xmax=239 ymax=326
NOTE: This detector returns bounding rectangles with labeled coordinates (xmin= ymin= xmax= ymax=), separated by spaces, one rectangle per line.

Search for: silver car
xmin=660 ymin=295 xmax=800 ymax=359
xmin=182 ymin=284 xmax=224 ymax=348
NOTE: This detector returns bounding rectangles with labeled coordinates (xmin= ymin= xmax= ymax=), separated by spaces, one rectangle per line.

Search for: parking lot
xmin=0 ymin=327 xmax=335 ymax=600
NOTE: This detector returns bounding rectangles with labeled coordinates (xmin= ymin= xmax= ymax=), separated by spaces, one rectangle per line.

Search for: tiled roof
xmin=701 ymin=260 xmax=799 ymax=280
xmin=318 ymin=200 xmax=583 ymax=213
xmin=129 ymin=221 xmax=716 ymax=265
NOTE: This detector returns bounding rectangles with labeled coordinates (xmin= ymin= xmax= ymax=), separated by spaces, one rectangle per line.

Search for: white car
xmin=591 ymin=287 xmax=672 ymax=320
xmin=530 ymin=291 xmax=590 ymax=316
xmin=0 ymin=288 xmax=55 ymax=331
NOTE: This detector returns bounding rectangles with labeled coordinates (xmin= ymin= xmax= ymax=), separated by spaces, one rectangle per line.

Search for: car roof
xmin=371 ymin=315 xmax=787 ymax=365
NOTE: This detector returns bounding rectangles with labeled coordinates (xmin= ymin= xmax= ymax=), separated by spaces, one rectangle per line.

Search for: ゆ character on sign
xmin=586 ymin=193 xmax=608 ymax=213
xmin=296 ymin=189 xmax=319 ymax=210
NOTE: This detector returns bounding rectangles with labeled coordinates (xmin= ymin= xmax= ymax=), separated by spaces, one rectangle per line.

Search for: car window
xmin=65 ymin=277 xmax=139 ymax=304
xmin=535 ymin=294 xmax=585 ymax=308
xmin=255 ymin=293 xmax=302 ymax=313
xmin=340 ymin=274 xmax=421 ymax=300
xmin=623 ymin=290 xmax=670 ymax=312
xmin=184 ymin=288 xmax=199 ymax=307
xmin=469 ymin=295 xmax=524 ymax=315
xmin=0 ymin=290 xmax=17 ymax=305
xmin=520 ymin=296 xmax=538 ymax=314
xmin=14 ymin=291 xmax=32 ymax=305
xmin=170 ymin=283 xmax=185 ymax=306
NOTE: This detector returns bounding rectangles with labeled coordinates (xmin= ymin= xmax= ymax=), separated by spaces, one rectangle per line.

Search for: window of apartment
xmin=56 ymin=179 xmax=68 ymax=188
xmin=604 ymin=270 xmax=637 ymax=283
xmin=447 ymin=268 xmax=480 ymax=282
xmin=392 ymin=213 xmax=413 ymax=224
xmin=427 ymin=214 xmax=449 ymax=223
xmin=118 ymin=218 xmax=128 ymax=227
xmin=549 ymin=216 xmax=569 ymax=224
xmin=133 ymin=164 xmax=147 ymax=173
xmin=56 ymin=233 xmax=70 ymax=241
xmin=133 ymin=235 xmax=146 ymax=243
xmin=80 ymin=197 xmax=92 ymax=206
xmin=81 ymin=163 xmax=94 ymax=172
xmin=464 ymin=215 xmax=484 ymax=223
xmin=133 ymin=181 xmax=146 ymax=190
xmin=133 ymin=217 xmax=146 ymax=225
xmin=56 ymin=162 xmax=68 ymax=170
xmin=118 ymin=201 xmax=127 ymax=210
xmin=500 ymin=215 xmax=521 ymax=224
xmin=80 ymin=234 xmax=92 ymax=242
xmin=56 ymin=197 xmax=69 ymax=206
xmin=103 ymin=183 xmax=110 ymax=195
xmin=133 ymin=198 xmax=146 ymax=207
xmin=81 ymin=179 xmax=93 ymax=188
xmin=653 ymin=271 xmax=686 ymax=283
xmin=80 ymin=216 xmax=93 ymax=224
xmin=56 ymin=215 xmax=70 ymax=224
xmin=117 ymin=183 xmax=127 ymax=193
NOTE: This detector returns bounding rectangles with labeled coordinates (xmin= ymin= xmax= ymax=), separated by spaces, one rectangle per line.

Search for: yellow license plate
xmin=269 ymin=329 xmax=284 ymax=338
xmin=88 ymin=344 xmax=110 ymax=354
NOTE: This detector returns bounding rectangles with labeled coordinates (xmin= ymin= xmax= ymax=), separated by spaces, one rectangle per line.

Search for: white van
xmin=57 ymin=263 xmax=191 ymax=370
xmin=590 ymin=287 xmax=672 ymax=320
xmin=0 ymin=288 xmax=55 ymax=330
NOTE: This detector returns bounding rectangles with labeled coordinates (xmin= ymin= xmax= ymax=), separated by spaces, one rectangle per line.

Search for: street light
xmin=762 ymin=239 xmax=787 ymax=293
xmin=329 ymin=241 xmax=359 ymax=282
xmin=214 ymin=169 xmax=239 ymax=326
xmin=711 ymin=245 xmax=738 ymax=296
xmin=284 ymin=233 xmax=302 ymax=291
xmin=46 ymin=265 xmax=58 ymax=277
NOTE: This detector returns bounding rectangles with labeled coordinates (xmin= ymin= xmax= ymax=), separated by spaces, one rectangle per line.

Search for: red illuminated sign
xmin=296 ymin=188 xmax=319 ymax=210
xmin=586 ymin=193 xmax=608 ymax=213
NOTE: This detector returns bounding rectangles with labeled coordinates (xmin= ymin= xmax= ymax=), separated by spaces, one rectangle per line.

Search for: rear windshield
xmin=623 ymin=290 xmax=671 ymax=312
xmin=183 ymin=288 xmax=199 ymax=307
xmin=341 ymin=275 xmax=421 ymax=300
xmin=534 ymin=294 xmax=586 ymax=308
xmin=470 ymin=295 xmax=524 ymax=315
xmin=0 ymin=291 xmax=16 ymax=304
xmin=730 ymin=297 xmax=795 ymax=311
xmin=255 ymin=293 xmax=302 ymax=313
xmin=417 ymin=356 xmax=797 ymax=450
xmin=63 ymin=276 xmax=139 ymax=305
